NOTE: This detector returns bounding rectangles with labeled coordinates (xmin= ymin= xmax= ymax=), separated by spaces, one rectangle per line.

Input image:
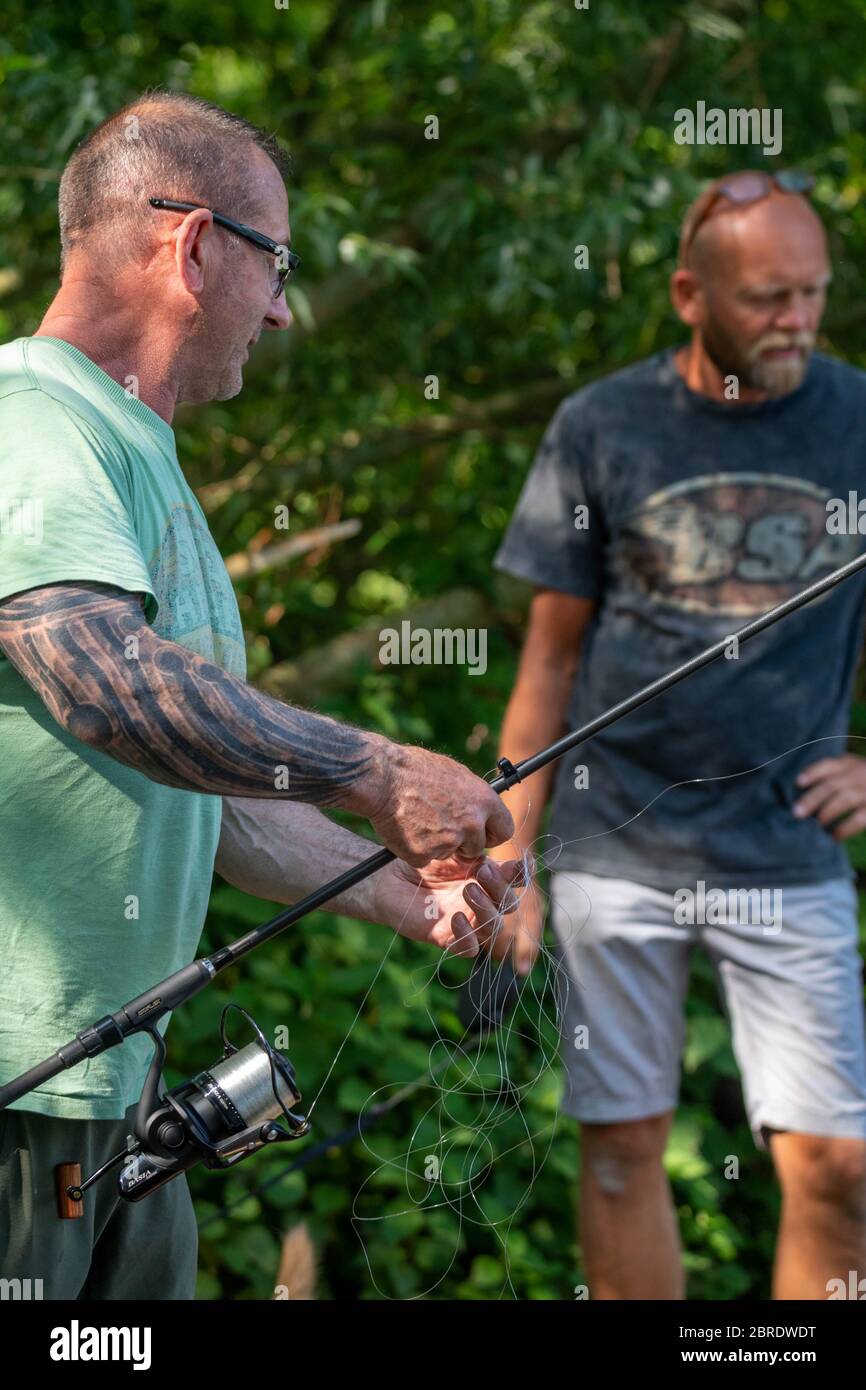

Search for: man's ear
xmin=669 ymin=268 xmax=704 ymax=329
xmin=174 ymin=207 xmax=214 ymax=296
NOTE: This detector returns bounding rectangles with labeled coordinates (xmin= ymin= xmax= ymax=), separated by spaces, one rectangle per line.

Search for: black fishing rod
xmin=4 ymin=545 xmax=866 ymax=1210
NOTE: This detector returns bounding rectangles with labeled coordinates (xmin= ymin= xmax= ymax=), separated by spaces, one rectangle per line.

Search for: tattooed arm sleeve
xmin=0 ymin=581 xmax=389 ymax=809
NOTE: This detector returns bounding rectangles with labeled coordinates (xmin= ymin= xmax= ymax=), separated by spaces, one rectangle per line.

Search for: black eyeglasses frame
xmin=148 ymin=197 xmax=300 ymax=296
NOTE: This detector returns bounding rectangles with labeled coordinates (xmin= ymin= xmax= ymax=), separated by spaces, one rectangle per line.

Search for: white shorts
xmin=550 ymin=871 xmax=866 ymax=1149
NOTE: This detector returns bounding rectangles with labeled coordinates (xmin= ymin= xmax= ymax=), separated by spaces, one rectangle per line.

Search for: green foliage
xmin=5 ymin=0 xmax=866 ymax=1299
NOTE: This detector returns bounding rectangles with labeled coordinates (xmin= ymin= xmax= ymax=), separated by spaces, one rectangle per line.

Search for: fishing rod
xmin=4 ymin=545 xmax=866 ymax=1213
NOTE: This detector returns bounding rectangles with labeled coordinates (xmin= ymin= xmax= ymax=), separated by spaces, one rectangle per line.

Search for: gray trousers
xmin=0 ymin=1105 xmax=198 ymax=1300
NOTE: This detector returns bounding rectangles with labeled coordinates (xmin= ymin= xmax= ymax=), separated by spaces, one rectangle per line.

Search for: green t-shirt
xmin=0 ymin=336 xmax=247 ymax=1119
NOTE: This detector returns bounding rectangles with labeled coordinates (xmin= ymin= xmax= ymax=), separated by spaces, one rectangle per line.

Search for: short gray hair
xmin=58 ymin=89 xmax=291 ymax=273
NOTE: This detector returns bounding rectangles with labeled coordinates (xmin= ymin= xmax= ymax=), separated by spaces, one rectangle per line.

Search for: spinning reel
xmin=67 ymin=1005 xmax=310 ymax=1207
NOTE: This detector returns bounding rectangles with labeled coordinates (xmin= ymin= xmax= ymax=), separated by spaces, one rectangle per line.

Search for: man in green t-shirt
xmin=0 ymin=92 xmax=527 ymax=1299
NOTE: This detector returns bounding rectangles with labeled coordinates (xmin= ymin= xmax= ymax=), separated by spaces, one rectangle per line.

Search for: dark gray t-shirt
xmin=493 ymin=347 xmax=866 ymax=890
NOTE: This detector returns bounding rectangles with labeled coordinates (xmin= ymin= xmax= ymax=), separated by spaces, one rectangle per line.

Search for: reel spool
xmin=66 ymin=1005 xmax=310 ymax=1208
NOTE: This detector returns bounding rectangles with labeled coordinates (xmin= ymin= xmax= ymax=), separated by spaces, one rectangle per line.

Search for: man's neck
xmin=35 ymin=276 xmax=180 ymax=425
xmin=674 ymin=339 xmax=769 ymax=405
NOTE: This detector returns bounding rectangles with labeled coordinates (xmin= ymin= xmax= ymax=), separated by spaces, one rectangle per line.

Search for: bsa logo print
xmin=617 ymin=473 xmax=860 ymax=616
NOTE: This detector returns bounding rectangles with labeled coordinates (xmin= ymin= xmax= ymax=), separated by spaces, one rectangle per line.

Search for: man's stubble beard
xmin=180 ymin=299 xmax=249 ymax=404
xmin=178 ymin=355 xmax=243 ymax=405
xmin=213 ymin=355 xmax=245 ymax=400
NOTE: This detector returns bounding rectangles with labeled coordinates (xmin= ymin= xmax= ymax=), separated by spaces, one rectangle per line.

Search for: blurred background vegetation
xmin=3 ymin=0 xmax=866 ymax=1299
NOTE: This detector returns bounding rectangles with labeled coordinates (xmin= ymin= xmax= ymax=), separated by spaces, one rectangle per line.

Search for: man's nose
xmin=775 ymin=294 xmax=814 ymax=331
xmin=264 ymin=296 xmax=292 ymax=331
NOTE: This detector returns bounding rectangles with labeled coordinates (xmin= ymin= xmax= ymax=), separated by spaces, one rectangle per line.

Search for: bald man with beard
xmin=489 ymin=171 xmax=866 ymax=1300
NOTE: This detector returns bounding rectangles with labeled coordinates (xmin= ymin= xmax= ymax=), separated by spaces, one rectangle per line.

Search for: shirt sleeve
xmin=0 ymin=389 xmax=157 ymax=615
xmin=492 ymin=395 xmax=604 ymax=599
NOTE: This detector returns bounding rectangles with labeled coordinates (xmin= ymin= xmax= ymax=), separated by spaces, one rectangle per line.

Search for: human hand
xmin=344 ymin=738 xmax=514 ymax=867
xmin=793 ymin=754 xmax=866 ymax=839
xmin=374 ymin=851 xmax=533 ymax=963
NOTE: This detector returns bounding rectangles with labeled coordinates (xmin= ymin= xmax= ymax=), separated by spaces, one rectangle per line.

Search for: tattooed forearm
xmin=0 ymin=582 xmax=388 ymax=809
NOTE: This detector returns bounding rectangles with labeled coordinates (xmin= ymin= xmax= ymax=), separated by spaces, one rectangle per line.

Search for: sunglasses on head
xmin=679 ymin=170 xmax=816 ymax=267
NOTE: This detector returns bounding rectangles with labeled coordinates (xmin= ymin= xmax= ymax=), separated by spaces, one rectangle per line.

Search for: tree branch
xmin=225 ymin=520 xmax=361 ymax=581
xmin=258 ymin=587 xmax=494 ymax=703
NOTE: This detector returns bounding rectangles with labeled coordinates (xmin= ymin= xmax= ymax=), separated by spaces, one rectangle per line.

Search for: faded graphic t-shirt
xmin=494 ymin=348 xmax=866 ymax=890
xmin=0 ymin=336 xmax=246 ymax=1118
